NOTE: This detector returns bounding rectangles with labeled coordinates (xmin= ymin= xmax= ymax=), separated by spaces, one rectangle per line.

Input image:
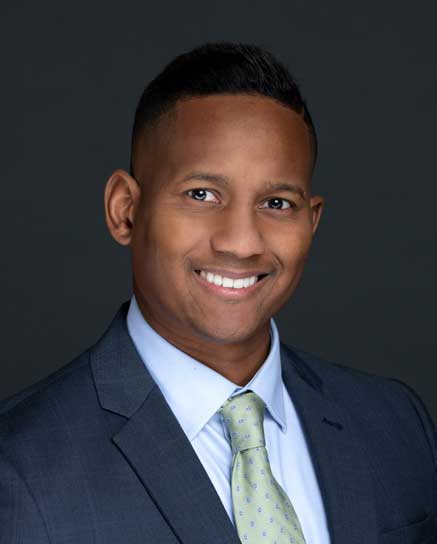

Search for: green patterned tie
xmin=220 ymin=391 xmax=307 ymax=544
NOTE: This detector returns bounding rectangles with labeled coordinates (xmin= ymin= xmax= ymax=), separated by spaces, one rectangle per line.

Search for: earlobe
xmin=104 ymin=169 xmax=140 ymax=246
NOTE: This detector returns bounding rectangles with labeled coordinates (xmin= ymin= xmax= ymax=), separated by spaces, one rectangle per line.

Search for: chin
xmin=191 ymin=315 xmax=265 ymax=344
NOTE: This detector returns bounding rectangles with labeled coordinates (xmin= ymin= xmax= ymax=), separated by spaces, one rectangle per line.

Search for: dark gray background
xmin=2 ymin=2 xmax=436 ymax=419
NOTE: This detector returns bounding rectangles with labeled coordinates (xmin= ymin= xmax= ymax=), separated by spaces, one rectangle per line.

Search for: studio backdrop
xmin=1 ymin=1 xmax=436 ymax=419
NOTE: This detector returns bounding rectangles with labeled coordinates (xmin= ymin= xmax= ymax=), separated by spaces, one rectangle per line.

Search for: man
xmin=0 ymin=43 xmax=435 ymax=544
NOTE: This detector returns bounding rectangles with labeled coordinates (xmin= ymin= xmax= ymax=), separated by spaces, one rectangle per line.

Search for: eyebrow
xmin=179 ymin=171 xmax=307 ymax=199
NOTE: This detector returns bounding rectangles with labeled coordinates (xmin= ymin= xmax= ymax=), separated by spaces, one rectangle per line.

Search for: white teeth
xmin=222 ymin=277 xmax=234 ymax=288
xmin=199 ymin=270 xmax=259 ymax=289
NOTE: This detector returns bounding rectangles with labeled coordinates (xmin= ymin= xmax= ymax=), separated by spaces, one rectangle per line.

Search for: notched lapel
xmin=91 ymin=303 xmax=240 ymax=544
xmin=113 ymin=387 xmax=240 ymax=544
xmin=280 ymin=344 xmax=378 ymax=544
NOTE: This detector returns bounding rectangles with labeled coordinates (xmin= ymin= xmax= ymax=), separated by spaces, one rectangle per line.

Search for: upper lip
xmin=195 ymin=268 xmax=270 ymax=279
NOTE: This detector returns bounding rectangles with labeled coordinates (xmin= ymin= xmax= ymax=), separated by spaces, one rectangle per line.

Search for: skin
xmin=104 ymin=94 xmax=324 ymax=385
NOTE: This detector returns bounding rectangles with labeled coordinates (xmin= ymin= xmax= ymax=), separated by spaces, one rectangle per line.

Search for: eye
xmin=261 ymin=198 xmax=295 ymax=211
xmin=186 ymin=188 xmax=218 ymax=202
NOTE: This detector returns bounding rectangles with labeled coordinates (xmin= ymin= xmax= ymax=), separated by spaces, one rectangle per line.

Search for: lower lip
xmin=193 ymin=271 xmax=268 ymax=299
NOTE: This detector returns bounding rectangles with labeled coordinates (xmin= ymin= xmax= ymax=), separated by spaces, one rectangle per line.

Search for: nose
xmin=209 ymin=206 xmax=266 ymax=259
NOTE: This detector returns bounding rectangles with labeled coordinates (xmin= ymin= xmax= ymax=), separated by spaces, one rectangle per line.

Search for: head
xmin=105 ymin=43 xmax=324 ymax=348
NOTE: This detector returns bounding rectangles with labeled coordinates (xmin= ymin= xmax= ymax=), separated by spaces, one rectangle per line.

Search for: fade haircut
xmin=130 ymin=42 xmax=317 ymax=178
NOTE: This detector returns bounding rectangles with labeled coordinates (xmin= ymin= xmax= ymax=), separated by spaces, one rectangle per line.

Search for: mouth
xmin=193 ymin=270 xmax=269 ymax=299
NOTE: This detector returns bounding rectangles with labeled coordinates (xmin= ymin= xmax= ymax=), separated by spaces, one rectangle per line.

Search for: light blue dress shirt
xmin=127 ymin=295 xmax=330 ymax=543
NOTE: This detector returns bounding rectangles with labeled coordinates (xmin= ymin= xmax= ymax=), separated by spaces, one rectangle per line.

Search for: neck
xmin=134 ymin=296 xmax=272 ymax=386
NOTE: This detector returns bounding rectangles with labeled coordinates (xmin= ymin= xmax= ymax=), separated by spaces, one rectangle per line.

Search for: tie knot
xmin=219 ymin=391 xmax=266 ymax=453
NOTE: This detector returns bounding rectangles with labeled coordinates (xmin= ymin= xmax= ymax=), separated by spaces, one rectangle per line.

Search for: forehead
xmin=138 ymin=94 xmax=314 ymax=187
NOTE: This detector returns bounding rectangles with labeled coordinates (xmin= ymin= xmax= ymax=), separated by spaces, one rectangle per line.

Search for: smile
xmin=193 ymin=270 xmax=269 ymax=298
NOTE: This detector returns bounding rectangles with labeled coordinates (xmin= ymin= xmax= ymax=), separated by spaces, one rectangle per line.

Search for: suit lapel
xmin=91 ymin=302 xmax=240 ymax=544
xmin=280 ymin=343 xmax=378 ymax=544
xmin=113 ymin=387 xmax=240 ymax=544
xmin=91 ymin=302 xmax=378 ymax=544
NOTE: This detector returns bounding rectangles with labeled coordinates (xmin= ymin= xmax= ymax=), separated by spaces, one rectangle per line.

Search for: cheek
xmin=273 ymin=225 xmax=313 ymax=269
xmin=144 ymin=210 xmax=207 ymax=268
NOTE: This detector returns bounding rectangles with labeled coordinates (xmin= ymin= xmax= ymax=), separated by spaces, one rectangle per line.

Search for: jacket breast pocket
xmin=379 ymin=512 xmax=436 ymax=544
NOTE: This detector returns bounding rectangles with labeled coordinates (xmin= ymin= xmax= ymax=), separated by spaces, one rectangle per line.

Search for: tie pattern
xmin=220 ymin=391 xmax=306 ymax=544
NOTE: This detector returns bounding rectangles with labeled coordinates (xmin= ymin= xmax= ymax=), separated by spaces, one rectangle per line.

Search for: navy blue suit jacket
xmin=1 ymin=302 xmax=436 ymax=543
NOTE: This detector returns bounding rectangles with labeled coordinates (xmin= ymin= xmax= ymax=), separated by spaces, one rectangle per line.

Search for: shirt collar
xmin=126 ymin=295 xmax=286 ymax=441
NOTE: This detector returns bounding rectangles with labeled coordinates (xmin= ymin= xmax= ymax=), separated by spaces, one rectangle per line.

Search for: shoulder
xmin=282 ymin=342 xmax=437 ymax=467
xmin=283 ymin=341 xmax=431 ymax=405
xmin=0 ymin=349 xmax=95 ymax=442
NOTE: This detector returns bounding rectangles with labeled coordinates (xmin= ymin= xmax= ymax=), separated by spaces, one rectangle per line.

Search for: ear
xmin=104 ymin=169 xmax=140 ymax=246
xmin=309 ymin=194 xmax=324 ymax=235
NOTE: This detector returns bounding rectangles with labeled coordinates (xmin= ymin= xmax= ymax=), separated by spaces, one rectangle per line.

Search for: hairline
xmin=130 ymin=92 xmax=317 ymax=182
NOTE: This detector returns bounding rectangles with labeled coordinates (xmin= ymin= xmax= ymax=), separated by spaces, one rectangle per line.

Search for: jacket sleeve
xmin=0 ymin=452 xmax=50 ymax=543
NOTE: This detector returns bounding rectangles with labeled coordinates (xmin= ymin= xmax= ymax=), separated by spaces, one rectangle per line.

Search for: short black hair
xmin=130 ymin=42 xmax=317 ymax=177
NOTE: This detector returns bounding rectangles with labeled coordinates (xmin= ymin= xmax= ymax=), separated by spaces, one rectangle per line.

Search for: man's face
xmin=130 ymin=94 xmax=322 ymax=345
